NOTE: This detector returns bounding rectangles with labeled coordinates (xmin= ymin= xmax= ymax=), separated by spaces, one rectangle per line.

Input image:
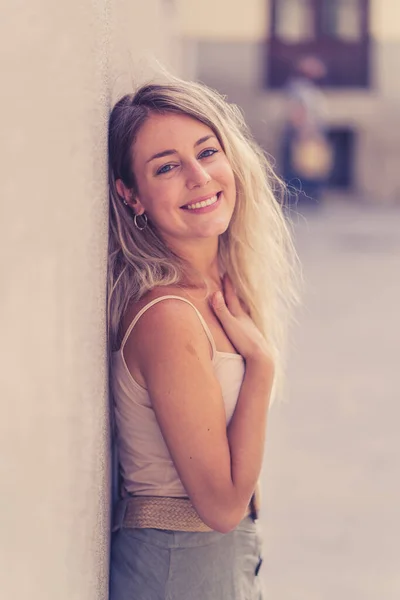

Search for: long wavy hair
xmin=108 ymin=74 xmax=300 ymax=395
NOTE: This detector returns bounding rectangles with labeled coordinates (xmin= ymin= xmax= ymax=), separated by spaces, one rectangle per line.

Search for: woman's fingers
xmin=210 ymin=278 xmax=266 ymax=360
xmin=222 ymin=274 xmax=242 ymax=316
xmin=211 ymin=290 xmax=233 ymax=325
xmin=239 ymin=298 xmax=251 ymax=316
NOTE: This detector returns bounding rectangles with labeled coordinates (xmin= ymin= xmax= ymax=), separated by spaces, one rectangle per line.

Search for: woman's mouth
xmin=181 ymin=192 xmax=222 ymax=213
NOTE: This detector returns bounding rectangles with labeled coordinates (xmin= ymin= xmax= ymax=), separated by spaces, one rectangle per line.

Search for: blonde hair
xmin=108 ymin=74 xmax=300 ymax=395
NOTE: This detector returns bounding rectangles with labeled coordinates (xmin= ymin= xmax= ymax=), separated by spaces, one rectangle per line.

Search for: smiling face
xmin=124 ymin=112 xmax=236 ymax=246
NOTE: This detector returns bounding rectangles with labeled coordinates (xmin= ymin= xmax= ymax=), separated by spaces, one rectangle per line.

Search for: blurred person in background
xmin=107 ymin=75 xmax=299 ymax=599
xmin=281 ymin=55 xmax=333 ymax=208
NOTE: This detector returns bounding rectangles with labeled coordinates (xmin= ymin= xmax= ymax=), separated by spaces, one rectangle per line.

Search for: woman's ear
xmin=116 ymin=179 xmax=133 ymax=206
xmin=115 ymin=179 xmax=145 ymax=215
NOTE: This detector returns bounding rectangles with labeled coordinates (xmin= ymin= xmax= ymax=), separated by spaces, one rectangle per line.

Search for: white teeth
xmin=186 ymin=195 xmax=218 ymax=210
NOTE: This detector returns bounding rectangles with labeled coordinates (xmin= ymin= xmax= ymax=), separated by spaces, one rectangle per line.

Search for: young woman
xmin=108 ymin=76 xmax=299 ymax=599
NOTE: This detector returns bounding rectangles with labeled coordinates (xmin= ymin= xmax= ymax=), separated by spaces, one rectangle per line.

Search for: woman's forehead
xmin=134 ymin=113 xmax=215 ymax=156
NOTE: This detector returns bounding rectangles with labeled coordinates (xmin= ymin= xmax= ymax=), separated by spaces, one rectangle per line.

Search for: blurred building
xmin=179 ymin=0 xmax=400 ymax=204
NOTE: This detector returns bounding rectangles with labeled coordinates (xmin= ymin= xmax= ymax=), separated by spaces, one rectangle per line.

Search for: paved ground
xmin=259 ymin=202 xmax=400 ymax=599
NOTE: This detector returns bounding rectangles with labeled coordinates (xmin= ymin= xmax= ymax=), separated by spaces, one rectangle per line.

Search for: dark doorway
xmin=327 ymin=127 xmax=355 ymax=189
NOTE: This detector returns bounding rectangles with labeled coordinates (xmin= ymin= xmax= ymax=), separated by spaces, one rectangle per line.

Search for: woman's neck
xmin=166 ymin=236 xmax=222 ymax=293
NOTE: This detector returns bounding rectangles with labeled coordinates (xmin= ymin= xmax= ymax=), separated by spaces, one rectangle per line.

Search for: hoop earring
xmin=134 ymin=213 xmax=148 ymax=231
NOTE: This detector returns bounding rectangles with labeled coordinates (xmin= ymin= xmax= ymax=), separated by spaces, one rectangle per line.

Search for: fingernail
xmin=214 ymin=291 xmax=224 ymax=306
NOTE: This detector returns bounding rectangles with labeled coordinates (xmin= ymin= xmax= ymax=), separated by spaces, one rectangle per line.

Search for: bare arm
xmin=226 ymin=359 xmax=271 ymax=507
xmin=211 ymin=279 xmax=274 ymax=524
xmin=124 ymin=286 xmax=273 ymax=533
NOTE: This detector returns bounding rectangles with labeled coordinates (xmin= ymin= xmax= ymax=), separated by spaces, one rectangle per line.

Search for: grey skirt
xmin=109 ymin=515 xmax=265 ymax=600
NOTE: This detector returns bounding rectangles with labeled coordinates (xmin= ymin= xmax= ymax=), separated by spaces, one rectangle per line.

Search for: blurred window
xmin=268 ymin=0 xmax=370 ymax=88
xmin=321 ymin=0 xmax=363 ymax=41
xmin=275 ymin=0 xmax=314 ymax=42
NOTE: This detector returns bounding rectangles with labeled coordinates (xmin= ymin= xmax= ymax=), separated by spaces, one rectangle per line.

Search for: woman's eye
xmin=199 ymin=148 xmax=218 ymax=159
xmin=156 ymin=164 xmax=175 ymax=175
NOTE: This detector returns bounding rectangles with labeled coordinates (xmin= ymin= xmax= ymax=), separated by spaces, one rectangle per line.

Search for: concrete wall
xmin=0 ymin=1 xmax=180 ymax=599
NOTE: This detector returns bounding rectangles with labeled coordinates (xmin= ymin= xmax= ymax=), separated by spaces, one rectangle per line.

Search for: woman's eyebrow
xmin=194 ymin=134 xmax=216 ymax=147
xmin=146 ymin=149 xmax=177 ymax=163
xmin=146 ymin=135 xmax=217 ymax=164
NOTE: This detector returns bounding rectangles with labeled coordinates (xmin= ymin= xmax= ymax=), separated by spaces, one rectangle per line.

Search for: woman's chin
xmin=196 ymin=213 xmax=232 ymax=238
xmin=196 ymin=223 xmax=230 ymax=239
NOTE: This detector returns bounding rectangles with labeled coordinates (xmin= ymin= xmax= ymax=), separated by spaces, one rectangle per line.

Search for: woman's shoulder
xmin=119 ymin=286 xmax=214 ymax=369
xmin=120 ymin=286 xmax=198 ymax=345
xmin=128 ymin=285 xmax=192 ymax=317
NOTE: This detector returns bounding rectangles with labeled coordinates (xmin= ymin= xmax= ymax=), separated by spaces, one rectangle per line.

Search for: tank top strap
xmin=120 ymin=295 xmax=217 ymax=357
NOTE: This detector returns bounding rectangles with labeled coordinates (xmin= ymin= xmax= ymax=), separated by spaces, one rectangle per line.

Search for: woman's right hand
xmin=210 ymin=275 xmax=273 ymax=366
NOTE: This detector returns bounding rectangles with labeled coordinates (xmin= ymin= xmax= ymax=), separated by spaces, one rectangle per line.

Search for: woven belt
xmin=112 ymin=486 xmax=261 ymax=533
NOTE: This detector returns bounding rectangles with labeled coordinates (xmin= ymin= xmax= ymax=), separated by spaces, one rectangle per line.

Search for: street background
xmin=261 ymin=202 xmax=400 ymax=599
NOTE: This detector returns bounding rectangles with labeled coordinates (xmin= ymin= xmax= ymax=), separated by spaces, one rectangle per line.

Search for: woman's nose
xmin=185 ymin=161 xmax=211 ymax=189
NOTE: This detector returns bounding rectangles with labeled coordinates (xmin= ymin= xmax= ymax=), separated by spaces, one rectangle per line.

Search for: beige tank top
xmin=111 ymin=295 xmax=245 ymax=497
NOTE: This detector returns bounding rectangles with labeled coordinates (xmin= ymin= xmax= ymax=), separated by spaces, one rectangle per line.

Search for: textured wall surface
xmin=0 ymin=1 xmax=179 ymax=598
